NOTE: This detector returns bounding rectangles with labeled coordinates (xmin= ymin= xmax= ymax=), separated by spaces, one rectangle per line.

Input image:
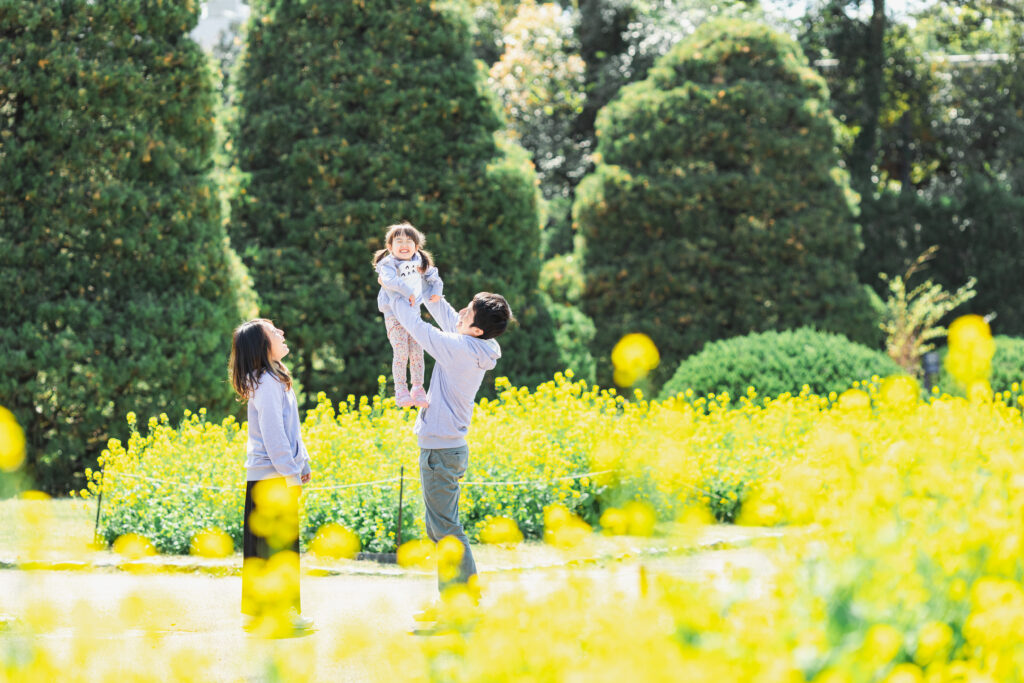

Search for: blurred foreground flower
xmin=945 ymin=314 xmax=994 ymax=388
xmin=250 ymin=478 xmax=300 ymax=550
xmin=397 ymin=538 xmax=435 ymax=570
xmin=436 ymin=536 xmax=465 ymax=583
xmin=309 ymin=523 xmax=361 ymax=559
xmin=611 ymin=333 xmax=659 ymax=387
xmin=479 ymin=516 xmax=524 ymax=545
xmin=190 ymin=528 xmax=234 ymax=559
xmin=544 ymin=504 xmax=591 ymax=548
xmin=0 ymin=406 xmax=26 ymax=472
xmin=599 ymin=501 xmax=656 ymax=536
xmin=113 ymin=533 xmax=156 ymax=560
xmin=879 ymin=375 xmax=920 ymax=411
xmin=837 ymin=388 xmax=870 ymax=412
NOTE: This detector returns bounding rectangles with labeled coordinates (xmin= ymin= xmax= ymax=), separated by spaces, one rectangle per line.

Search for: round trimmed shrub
xmin=937 ymin=335 xmax=1024 ymax=395
xmin=576 ymin=18 xmax=879 ymax=391
xmin=659 ymin=327 xmax=905 ymax=401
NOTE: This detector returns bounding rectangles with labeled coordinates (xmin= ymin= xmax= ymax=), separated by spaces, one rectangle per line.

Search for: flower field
xmin=7 ymin=317 xmax=1024 ymax=680
xmin=80 ymin=371 xmax=803 ymax=554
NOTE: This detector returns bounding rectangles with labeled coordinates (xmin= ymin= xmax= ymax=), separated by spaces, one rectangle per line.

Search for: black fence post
xmin=396 ymin=466 xmax=405 ymax=548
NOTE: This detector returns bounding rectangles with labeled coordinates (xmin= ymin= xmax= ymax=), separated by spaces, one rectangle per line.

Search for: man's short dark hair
xmin=471 ymin=292 xmax=514 ymax=340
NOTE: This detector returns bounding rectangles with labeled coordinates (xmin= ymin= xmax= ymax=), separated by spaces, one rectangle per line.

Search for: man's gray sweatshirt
xmin=246 ymin=374 xmax=312 ymax=486
xmin=385 ymin=291 xmax=501 ymax=449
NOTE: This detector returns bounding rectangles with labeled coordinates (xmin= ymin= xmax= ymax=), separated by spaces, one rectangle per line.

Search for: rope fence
xmin=93 ymin=467 xmax=620 ymax=538
xmin=98 ymin=468 xmax=617 ymax=494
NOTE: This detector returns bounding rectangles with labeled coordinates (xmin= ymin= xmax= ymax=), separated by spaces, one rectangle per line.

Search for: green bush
xmin=937 ymin=335 xmax=1024 ymax=396
xmin=659 ymin=327 xmax=905 ymax=401
xmin=541 ymin=293 xmax=597 ymax=385
xmin=0 ymin=2 xmax=256 ymax=492
xmin=539 ymin=252 xmax=585 ymax=305
xmin=231 ymin=0 xmax=573 ymax=401
xmin=575 ymin=18 xmax=879 ymax=391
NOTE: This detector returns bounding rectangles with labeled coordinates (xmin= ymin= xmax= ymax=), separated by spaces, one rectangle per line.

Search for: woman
xmin=229 ymin=319 xmax=313 ymax=635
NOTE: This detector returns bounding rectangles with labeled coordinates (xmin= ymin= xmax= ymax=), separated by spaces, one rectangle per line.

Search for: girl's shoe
xmin=395 ymin=386 xmax=414 ymax=408
xmin=410 ymin=385 xmax=429 ymax=408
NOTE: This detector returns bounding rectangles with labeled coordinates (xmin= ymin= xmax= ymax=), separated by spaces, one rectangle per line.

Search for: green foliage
xmin=231 ymin=0 xmax=571 ymax=401
xmin=464 ymin=0 xmax=523 ymax=64
xmin=879 ymin=247 xmax=977 ymax=375
xmin=539 ymin=293 xmax=597 ymax=385
xmin=576 ymin=18 xmax=879 ymax=390
xmin=539 ymin=251 xmax=585 ymax=305
xmin=803 ymin=1 xmax=1024 ymax=337
xmin=488 ymin=1 xmax=587 ymax=257
xmin=938 ymin=336 xmax=1024 ymax=396
xmin=0 ymin=1 xmax=255 ymax=492
xmin=659 ymin=327 xmax=905 ymax=402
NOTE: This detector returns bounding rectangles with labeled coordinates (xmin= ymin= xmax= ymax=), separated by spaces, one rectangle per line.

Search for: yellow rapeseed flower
xmin=0 ymin=405 xmax=26 ymax=472
xmin=611 ymin=333 xmax=660 ymax=387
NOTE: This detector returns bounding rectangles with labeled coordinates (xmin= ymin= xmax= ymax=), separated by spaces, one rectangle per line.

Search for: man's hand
xmin=301 ymin=472 xmax=311 ymax=485
xmin=408 ymin=294 xmax=416 ymax=306
xmin=429 ymin=294 xmax=440 ymax=303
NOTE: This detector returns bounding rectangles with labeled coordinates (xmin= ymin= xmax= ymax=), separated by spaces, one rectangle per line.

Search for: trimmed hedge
xmin=0 ymin=2 xmax=255 ymax=492
xmin=575 ymin=18 xmax=878 ymax=391
xmin=659 ymin=327 xmax=905 ymax=401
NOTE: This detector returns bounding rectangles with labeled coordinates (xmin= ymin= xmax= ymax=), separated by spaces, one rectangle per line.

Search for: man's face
xmin=456 ymin=300 xmax=483 ymax=337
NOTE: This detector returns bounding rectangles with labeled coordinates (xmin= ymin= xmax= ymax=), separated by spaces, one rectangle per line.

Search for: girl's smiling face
xmin=389 ymin=233 xmax=419 ymax=261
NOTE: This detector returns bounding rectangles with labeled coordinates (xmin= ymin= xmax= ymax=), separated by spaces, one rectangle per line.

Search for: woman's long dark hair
xmin=371 ymin=222 xmax=434 ymax=272
xmin=229 ymin=319 xmax=292 ymax=400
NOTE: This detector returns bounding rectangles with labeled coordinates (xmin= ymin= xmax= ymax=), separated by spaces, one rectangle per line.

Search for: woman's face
xmin=261 ymin=321 xmax=289 ymax=361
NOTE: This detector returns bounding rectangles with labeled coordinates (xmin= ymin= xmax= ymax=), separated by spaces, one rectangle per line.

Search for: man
xmin=385 ymin=286 xmax=513 ymax=594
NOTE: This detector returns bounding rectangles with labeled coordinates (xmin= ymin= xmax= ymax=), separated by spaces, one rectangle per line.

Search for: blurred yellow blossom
xmin=0 ymin=405 xmax=26 ymax=472
xmin=611 ymin=333 xmax=660 ymax=387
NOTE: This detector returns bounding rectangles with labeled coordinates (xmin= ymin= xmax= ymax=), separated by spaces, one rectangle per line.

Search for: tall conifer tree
xmin=0 ymin=1 xmax=256 ymax=490
xmin=232 ymin=0 xmax=581 ymax=400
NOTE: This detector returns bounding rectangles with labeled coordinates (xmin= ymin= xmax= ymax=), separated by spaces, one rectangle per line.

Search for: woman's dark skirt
xmin=241 ymin=478 xmax=301 ymax=616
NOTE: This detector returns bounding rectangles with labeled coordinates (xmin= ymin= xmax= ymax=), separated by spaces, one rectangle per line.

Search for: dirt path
xmin=0 ymin=536 xmax=777 ymax=682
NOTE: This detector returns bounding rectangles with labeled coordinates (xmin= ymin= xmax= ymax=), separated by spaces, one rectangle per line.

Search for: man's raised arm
xmin=386 ymin=293 xmax=461 ymax=367
xmin=424 ymin=294 xmax=459 ymax=334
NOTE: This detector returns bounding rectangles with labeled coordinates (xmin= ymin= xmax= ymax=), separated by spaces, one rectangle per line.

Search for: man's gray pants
xmin=419 ymin=445 xmax=476 ymax=591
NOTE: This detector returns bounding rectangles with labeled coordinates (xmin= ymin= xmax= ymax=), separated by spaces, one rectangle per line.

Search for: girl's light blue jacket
xmin=376 ymin=253 xmax=442 ymax=315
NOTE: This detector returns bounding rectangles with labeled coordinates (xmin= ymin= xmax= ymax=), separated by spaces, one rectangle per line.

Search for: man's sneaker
xmin=410 ymin=385 xmax=429 ymax=408
xmin=291 ymin=612 xmax=315 ymax=632
xmin=395 ymin=386 xmax=413 ymax=408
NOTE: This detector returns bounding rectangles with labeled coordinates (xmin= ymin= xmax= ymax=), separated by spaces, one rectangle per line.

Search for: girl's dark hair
xmin=229 ymin=319 xmax=292 ymax=400
xmin=371 ymin=221 xmax=434 ymax=272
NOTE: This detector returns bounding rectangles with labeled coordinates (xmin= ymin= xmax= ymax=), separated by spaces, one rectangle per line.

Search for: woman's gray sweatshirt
xmin=245 ymin=374 xmax=311 ymax=486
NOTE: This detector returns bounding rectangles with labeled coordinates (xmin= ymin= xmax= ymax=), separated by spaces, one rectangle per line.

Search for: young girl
xmin=229 ymin=318 xmax=314 ymax=635
xmin=373 ymin=222 xmax=442 ymax=408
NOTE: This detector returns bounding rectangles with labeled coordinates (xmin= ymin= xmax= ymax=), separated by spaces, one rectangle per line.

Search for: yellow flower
xmin=945 ymin=314 xmax=995 ymax=386
xmin=190 ymin=528 xmax=234 ymax=558
xmin=0 ymin=406 xmax=26 ymax=472
xmin=112 ymin=533 xmax=156 ymax=560
xmin=479 ymin=516 xmax=524 ymax=545
xmin=611 ymin=333 xmax=660 ymax=387
xmin=310 ymin=523 xmax=361 ymax=559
